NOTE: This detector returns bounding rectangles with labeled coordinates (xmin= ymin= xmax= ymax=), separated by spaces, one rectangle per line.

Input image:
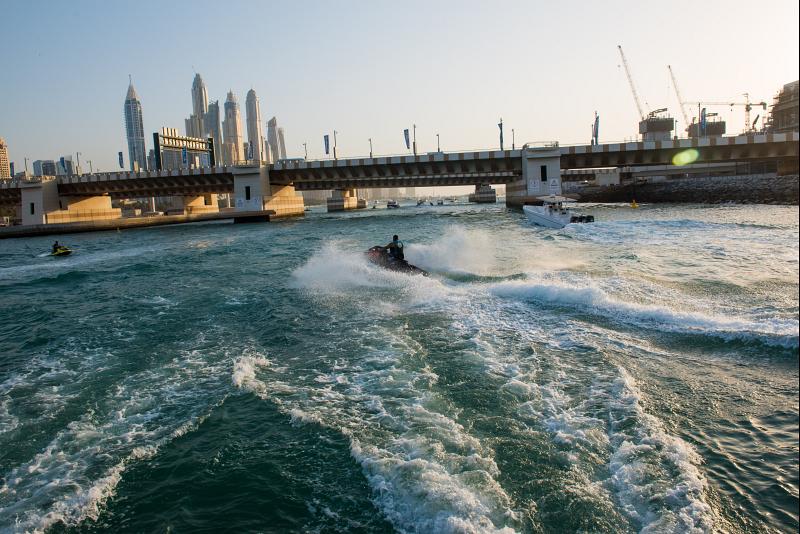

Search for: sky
xmin=1 ymin=0 xmax=798 ymax=173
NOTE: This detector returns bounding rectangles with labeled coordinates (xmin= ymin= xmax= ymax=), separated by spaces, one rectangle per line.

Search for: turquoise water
xmin=0 ymin=202 xmax=797 ymax=533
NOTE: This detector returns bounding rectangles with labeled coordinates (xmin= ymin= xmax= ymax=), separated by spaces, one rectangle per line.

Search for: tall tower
xmin=245 ymin=89 xmax=264 ymax=162
xmin=185 ymin=73 xmax=208 ymax=138
xmin=277 ymin=127 xmax=287 ymax=159
xmin=222 ymin=91 xmax=244 ymax=164
xmin=206 ymin=100 xmax=223 ymax=164
xmin=266 ymin=117 xmax=279 ymax=163
xmin=0 ymin=137 xmax=10 ymax=178
xmin=192 ymin=73 xmax=208 ymax=119
xmin=124 ymin=77 xmax=147 ymax=171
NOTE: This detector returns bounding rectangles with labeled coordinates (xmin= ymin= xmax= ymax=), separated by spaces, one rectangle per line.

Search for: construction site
xmin=562 ymin=46 xmax=799 ymax=204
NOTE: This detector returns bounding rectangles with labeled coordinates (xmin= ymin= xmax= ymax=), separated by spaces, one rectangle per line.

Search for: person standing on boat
xmin=386 ymin=235 xmax=404 ymax=260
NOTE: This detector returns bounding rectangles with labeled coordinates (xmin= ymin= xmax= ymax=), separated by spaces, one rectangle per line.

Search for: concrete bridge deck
xmin=1 ymin=132 xmax=795 ymax=202
xmin=0 ymin=132 xmax=796 ymax=228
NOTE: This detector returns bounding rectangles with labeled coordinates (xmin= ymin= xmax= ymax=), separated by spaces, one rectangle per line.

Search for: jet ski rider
xmin=386 ymin=235 xmax=404 ymax=260
xmin=52 ymin=241 xmax=60 ymax=254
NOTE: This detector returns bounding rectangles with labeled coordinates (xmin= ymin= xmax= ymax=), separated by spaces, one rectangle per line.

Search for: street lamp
xmin=369 ymin=138 xmax=373 ymax=158
xmin=412 ymin=124 xmax=417 ymax=156
xmin=302 ymin=142 xmax=307 ymax=160
xmin=512 ymin=129 xmax=515 ymax=150
xmin=436 ymin=133 xmax=440 ymax=153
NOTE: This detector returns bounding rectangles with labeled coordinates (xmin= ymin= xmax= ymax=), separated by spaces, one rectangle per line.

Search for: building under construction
xmin=767 ymin=81 xmax=799 ymax=134
xmin=639 ymin=109 xmax=675 ymax=141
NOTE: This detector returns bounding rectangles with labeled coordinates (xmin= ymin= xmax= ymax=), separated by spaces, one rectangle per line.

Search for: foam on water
xmin=404 ymin=226 xmax=499 ymax=276
xmin=489 ymin=276 xmax=799 ymax=348
xmin=606 ymin=368 xmax=713 ymax=533
xmin=290 ymin=240 xmax=459 ymax=309
xmin=0 ymin=334 xmax=233 ymax=533
xmin=230 ymin=327 xmax=522 ymax=533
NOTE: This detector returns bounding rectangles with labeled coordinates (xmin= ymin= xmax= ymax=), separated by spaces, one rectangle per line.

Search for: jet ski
xmin=50 ymin=246 xmax=72 ymax=257
xmin=365 ymin=246 xmax=429 ymax=276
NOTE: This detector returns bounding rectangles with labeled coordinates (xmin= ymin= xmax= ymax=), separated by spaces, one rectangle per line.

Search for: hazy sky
xmin=1 ymin=0 xmax=798 ymax=172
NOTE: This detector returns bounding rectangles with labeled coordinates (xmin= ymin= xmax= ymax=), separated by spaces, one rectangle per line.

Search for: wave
xmin=607 ymin=367 xmax=714 ymax=533
xmin=489 ymin=278 xmax=799 ymax=349
xmin=230 ymin=337 xmax=521 ymax=533
xmin=0 ymin=335 xmax=233 ymax=533
xmin=405 ymin=226 xmax=499 ymax=276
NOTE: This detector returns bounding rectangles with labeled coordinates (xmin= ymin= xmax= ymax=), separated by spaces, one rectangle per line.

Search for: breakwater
xmin=573 ymin=174 xmax=799 ymax=204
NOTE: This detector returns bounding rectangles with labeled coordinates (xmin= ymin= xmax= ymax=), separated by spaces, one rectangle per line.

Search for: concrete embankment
xmin=0 ymin=210 xmax=285 ymax=239
xmin=572 ymin=174 xmax=799 ymax=205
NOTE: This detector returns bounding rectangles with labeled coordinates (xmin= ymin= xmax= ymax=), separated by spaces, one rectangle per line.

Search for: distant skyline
xmin=0 ymin=0 xmax=798 ymax=172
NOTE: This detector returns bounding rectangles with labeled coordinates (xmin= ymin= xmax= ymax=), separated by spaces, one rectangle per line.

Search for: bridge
xmin=1 ymin=132 xmax=796 ymax=228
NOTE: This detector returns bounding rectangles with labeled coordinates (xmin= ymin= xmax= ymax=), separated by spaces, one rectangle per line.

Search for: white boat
xmin=387 ymin=200 xmax=399 ymax=208
xmin=523 ymin=196 xmax=594 ymax=229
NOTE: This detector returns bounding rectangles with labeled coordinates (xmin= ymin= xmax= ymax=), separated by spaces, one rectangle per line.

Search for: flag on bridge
xmin=324 ymin=134 xmax=330 ymax=155
xmin=498 ymin=120 xmax=504 ymax=150
xmin=118 ymin=151 xmax=124 ymax=169
xmin=181 ymin=147 xmax=188 ymax=165
xmin=403 ymin=129 xmax=410 ymax=150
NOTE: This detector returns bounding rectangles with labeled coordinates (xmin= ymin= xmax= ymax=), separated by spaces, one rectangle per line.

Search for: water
xmin=0 ymin=202 xmax=797 ymax=533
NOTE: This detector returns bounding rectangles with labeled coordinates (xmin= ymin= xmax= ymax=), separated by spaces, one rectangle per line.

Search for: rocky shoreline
xmin=571 ymin=174 xmax=799 ymax=205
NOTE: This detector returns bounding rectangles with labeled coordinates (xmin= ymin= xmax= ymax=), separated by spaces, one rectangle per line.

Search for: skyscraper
xmin=206 ymin=100 xmax=223 ymax=164
xmin=57 ymin=156 xmax=75 ymax=175
xmin=266 ymin=117 xmax=280 ymax=163
xmin=192 ymin=73 xmax=208 ymax=120
xmin=222 ymin=91 xmax=244 ymax=164
xmin=124 ymin=78 xmax=147 ymax=171
xmin=185 ymin=73 xmax=208 ymax=139
xmin=0 ymin=137 xmax=10 ymax=178
xmin=277 ymin=127 xmax=287 ymax=159
xmin=245 ymin=89 xmax=264 ymax=162
xmin=33 ymin=160 xmax=57 ymax=176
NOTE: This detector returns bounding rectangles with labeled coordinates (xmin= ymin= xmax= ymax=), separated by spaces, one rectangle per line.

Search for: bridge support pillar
xmin=506 ymin=147 xmax=563 ymax=208
xmin=232 ymin=165 xmax=304 ymax=219
xmin=327 ymin=189 xmax=366 ymax=212
xmin=46 ymin=195 xmax=122 ymax=224
xmin=20 ymin=178 xmax=122 ymax=225
xmin=264 ymin=184 xmax=305 ymax=218
xmin=468 ymin=183 xmax=497 ymax=203
xmin=182 ymin=194 xmax=219 ymax=215
xmin=20 ymin=179 xmax=60 ymax=225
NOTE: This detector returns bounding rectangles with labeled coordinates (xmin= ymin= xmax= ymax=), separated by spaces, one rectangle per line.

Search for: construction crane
xmin=667 ymin=65 xmax=691 ymax=133
xmin=683 ymin=95 xmax=767 ymax=132
xmin=618 ymin=45 xmax=645 ymax=120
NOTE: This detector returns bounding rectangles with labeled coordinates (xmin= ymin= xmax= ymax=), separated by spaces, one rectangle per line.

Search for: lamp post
xmin=436 ymin=133 xmax=440 ymax=153
xmin=369 ymin=138 xmax=373 ymax=158
xmin=512 ymin=129 xmax=515 ymax=150
xmin=412 ymin=124 xmax=417 ymax=156
xmin=302 ymin=142 xmax=307 ymax=160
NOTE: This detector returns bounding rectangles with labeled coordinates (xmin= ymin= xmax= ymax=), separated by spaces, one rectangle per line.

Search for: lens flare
xmin=672 ymin=148 xmax=700 ymax=166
